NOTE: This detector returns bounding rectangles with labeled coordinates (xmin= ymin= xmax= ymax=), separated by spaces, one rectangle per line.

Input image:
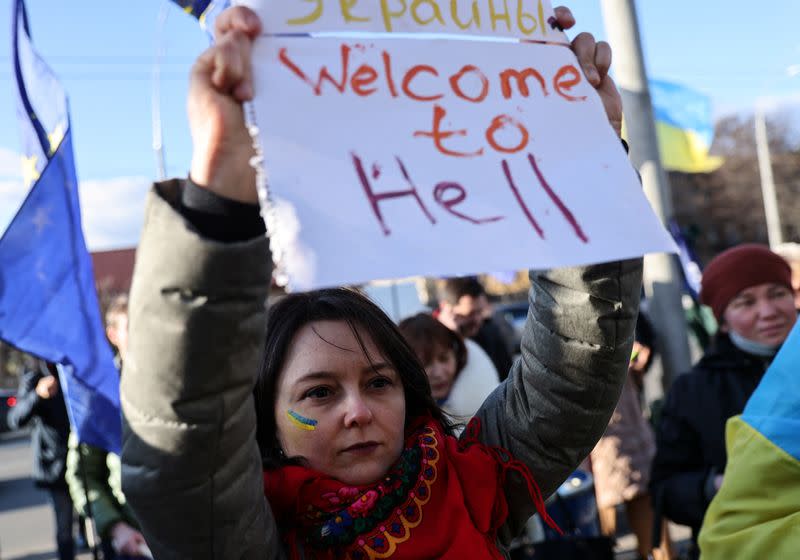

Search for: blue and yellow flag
xmin=0 ymin=0 xmax=120 ymax=453
xmin=699 ymin=321 xmax=800 ymax=558
xmin=650 ymin=80 xmax=724 ymax=174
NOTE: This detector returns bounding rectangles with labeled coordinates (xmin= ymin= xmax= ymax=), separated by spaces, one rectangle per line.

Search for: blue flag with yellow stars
xmin=0 ymin=0 xmax=120 ymax=453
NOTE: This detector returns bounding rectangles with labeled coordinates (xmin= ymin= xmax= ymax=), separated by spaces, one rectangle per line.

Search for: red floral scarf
xmin=263 ymin=417 xmax=560 ymax=559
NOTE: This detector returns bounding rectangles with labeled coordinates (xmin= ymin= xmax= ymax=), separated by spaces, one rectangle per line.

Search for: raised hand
xmin=188 ymin=6 xmax=262 ymax=203
xmin=554 ymin=6 xmax=623 ymax=137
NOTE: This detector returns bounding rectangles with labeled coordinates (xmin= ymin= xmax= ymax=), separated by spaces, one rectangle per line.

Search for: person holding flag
xmin=699 ymin=320 xmax=800 ymax=558
xmin=0 ymin=1 xmax=121 ymax=451
xmin=7 ymin=361 xmax=76 ymax=560
xmin=2 ymin=2 xmax=125 ymax=552
xmin=650 ymin=244 xmax=797 ymax=558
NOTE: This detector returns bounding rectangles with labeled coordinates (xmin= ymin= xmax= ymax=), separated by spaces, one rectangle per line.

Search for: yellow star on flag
xmin=21 ymin=154 xmax=40 ymax=187
xmin=48 ymin=122 xmax=66 ymax=155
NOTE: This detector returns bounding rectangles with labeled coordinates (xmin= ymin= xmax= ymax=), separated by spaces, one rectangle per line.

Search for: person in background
xmin=590 ymin=314 xmax=672 ymax=560
xmin=66 ymin=294 xmax=148 ymax=559
xmin=650 ymin=244 xmax=797 ymax=559
xmin=398 ymin=313 xmax=499 ymax=428
xmin=774 ymin=242 xmax=800 ymax=309
xmin=7 ymin=361 xmax=75 ymax=560
xmin=437 ymin=277 xmax=514 ymax=380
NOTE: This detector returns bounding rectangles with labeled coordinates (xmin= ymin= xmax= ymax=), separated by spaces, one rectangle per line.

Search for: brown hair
xmin=439 ymin=277 xmax=486 ymax=305
xmin=254 ymin=289 xmax=453 ymax=469
xmin=397 ymin=313 xmax=467 ymax=375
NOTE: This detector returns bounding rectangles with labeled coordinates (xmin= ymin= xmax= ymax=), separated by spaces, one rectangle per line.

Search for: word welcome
xmin=352 ymin=151 xmax=589 ymax=242
xmin=279 ymin=43 xmax=586 ymax=157
xmin=285 ymin=0 xmax=553 ymax=37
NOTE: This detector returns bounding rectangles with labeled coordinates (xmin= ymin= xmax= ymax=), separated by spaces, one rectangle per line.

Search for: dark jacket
xmin=473 ymin=318 xmax=515 ymax=381
xmin=7 ymin=363 xmax=71 ymax=488
xmin=650 ymin=334 xmax=770 ymax=541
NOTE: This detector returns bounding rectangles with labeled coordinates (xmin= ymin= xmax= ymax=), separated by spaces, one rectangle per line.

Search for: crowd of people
xmin=4 ymin=3 xmax=799 ymax=559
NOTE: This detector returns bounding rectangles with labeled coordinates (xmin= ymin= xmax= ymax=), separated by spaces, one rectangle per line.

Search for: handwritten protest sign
xmin=241 ymin=0 xmax=569 ymax=42
xmin=238 ymin=0 xmax=676 ymax=291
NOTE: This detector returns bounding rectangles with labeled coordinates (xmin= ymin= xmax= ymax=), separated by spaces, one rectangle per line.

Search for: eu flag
xmin=0 ymin=0 xmax=121 ymax=453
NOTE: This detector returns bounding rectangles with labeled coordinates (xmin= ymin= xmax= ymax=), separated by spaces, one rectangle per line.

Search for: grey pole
xmin=151 ymin=2 xmax=169 ymax=181
xmin=754 ymin=107 xmax=783 ymax=247
xmin=600 ymin=0 xmax=692 ymax=389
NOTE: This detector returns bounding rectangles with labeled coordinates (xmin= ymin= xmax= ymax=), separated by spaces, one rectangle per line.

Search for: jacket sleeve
xmin=7 ymin=370 xmax=42 ymax=430
xmin=66 ymin=434 xmax=132 ymax=540
xmin=471 ymin=259 xmax=643 ymax=542
xmin=120 ymin=181 xmax=282 ymax=560
xmin=650 ymin=375 xmax=711 ymax=528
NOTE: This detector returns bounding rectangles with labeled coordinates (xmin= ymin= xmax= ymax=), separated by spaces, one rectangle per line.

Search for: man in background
xmin=8 ymin=361 xmax=75 ymax=560
xmin=66 ymin=294 xmax=148 ymax=559
xmin=437 ymin=277 xmax=514 ymax=380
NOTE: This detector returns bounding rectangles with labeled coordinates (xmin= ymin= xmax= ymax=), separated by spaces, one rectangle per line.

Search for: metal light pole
xmin=754 ymin=107 xmax=783 ymax=247
xmin=600 ymin=0 xmax=692 ymax=388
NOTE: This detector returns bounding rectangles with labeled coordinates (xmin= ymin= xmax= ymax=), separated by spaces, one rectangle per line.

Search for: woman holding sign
xmin=120 ymin=5 xmax=640 ymax=559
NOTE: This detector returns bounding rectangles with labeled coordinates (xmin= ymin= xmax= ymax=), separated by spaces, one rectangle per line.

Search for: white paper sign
xmin=239 ymin=0 xmax=569 ymax=43
xmin=243 ymin=13 xmax=676 ymax=290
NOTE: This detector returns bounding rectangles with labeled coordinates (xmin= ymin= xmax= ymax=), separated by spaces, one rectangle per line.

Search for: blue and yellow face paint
xmin=287 ymin=409 xmax=318 ymax=431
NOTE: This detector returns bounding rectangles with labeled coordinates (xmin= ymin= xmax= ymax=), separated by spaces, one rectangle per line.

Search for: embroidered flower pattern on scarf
xmin=303 ymin=425 xmax=440 ymax=558
xmin=265 ymin=417 xmax=560 ymax=559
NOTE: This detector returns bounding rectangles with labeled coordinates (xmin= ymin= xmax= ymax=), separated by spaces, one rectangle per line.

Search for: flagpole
xmin=152 ymin=2 xmax=170 ymax=181
xmin=77 ymin=451 xmax=102 ymax=560
xmin=600 ymin=0 xmax=692 ymax=390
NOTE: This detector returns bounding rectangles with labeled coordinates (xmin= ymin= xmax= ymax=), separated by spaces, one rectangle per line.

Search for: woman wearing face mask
xmin=119 ymin=5 xmax=643 ymax=559
xmin=398 ymin=313 xmax=499 ymax=428
xmin=650 ymin=244 xmax=797 ymax=559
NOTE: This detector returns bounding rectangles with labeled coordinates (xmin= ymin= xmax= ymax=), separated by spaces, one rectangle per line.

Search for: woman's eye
xmin=769 ymin=287 xmax=791 ymax=299
xmin=304 ymin=386 xmax=332 ymax=400
xmin=369 ymin=376 xmax=392 ymax=389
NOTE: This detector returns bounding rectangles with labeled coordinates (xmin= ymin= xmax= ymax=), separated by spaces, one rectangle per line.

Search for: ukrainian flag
xmin=699 ymin=322 xmax=800 ymax=558
xmin=650 ymin=80 xmax=724 ymax=174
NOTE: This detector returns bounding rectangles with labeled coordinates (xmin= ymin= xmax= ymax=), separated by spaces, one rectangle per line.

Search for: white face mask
xmin=728 ymin=330 xmax=780 ymax=358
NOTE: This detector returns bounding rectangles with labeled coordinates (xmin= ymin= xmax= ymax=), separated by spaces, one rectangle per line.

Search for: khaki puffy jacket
xmin=121 ymin=181 xmax=643 ymax=559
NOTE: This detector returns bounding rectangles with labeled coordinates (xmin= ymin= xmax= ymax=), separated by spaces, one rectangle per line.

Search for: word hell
xmin=288 ymin=0 xmax=552 ymax=37
xmin=352 ymin=152 xmax=589 ymax=243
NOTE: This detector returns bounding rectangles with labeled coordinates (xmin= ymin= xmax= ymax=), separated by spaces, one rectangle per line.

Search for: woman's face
xmin=274 ymin=320 xmax=406 ymax=486
xmin=424 ymin=344 xmax=457 ymax=401
xmin=722 ymin=282 xmax=797 ymax=346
